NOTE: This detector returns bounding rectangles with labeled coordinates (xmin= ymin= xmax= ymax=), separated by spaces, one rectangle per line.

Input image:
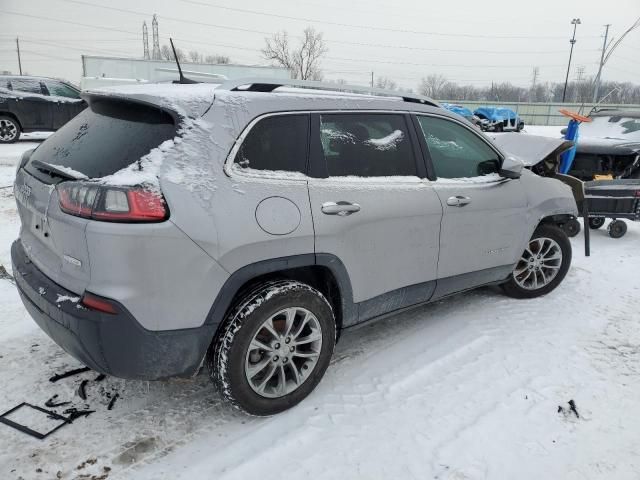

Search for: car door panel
xmin=308 ymin=112 xmax=442 ymax=325
xmin=415 ymin=114 xmax=529 ymax=295
xmin=431 ymin=179 xmax=529 ymax=298
xmin=309 ymin=178 xmax=442 ymax=307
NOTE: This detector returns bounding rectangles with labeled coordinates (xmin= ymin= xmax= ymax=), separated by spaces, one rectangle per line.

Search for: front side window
xmin=417 ymin=115 xmax=501 ymax=179
xmin=235 ymin=114 xmax=309 ymax=174
xmin=319 ymin=113 xmax=416 ymax=177
xmin=43 ymin=81 xmax=81 ymax=99
xmin=9 ymin=78 xmax=43 ymax=94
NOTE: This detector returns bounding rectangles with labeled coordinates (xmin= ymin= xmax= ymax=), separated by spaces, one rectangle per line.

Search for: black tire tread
xmin=208 ymin=280 xmax=335 ymax=415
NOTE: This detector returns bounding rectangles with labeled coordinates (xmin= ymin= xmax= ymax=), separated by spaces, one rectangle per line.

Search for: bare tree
xmin=189 ymin=50 xmax=201 ymax=63
xmin=418 ymin=74 xmax=449 ymax=99
xmin=375 ymin=76 xmax=397 ymax=90
xmin=161 ymin=44 xmax=186 ymax=62
xmin=205 ymin=54 xmax=230 ymax=64
xmin=262 ymin=27 xmax=327 ymax=80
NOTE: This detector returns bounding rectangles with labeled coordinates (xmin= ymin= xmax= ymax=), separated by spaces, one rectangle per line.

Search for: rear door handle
xmin=321 ymin=201 xmax=361 ymax=216
xmin=446 ymin=195 xmax=472 ymax=207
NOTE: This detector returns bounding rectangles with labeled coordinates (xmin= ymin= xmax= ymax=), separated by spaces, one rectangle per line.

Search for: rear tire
xmin=608 ymin=220 xmax=627 ymax=238
xmin=562 ymin=218 xmax=581 ymax=237
xmin=0 ymin=116 xmax=21 ymax=143
xmin=502 ymin=224 xmax=572 ymax=299
xmin=208 ymin=280 xmax=336 ymax=416
xmin=588 ymin=217 xmax=605 ymax=230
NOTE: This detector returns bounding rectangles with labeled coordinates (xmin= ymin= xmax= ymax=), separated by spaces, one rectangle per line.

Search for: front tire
xmin=502 ymin=224 xmax=572 ymax=299
xmin=0 ymin=116 xmax=21 ymax=143
xmin=208 ymin=280 xmax=336 ymax=416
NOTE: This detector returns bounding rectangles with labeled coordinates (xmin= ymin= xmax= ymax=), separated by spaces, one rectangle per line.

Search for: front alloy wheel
xmin=512 ymin=237 xmax=563 ymax=290
xmin=502 ymin=224 xmax=572 ymax=299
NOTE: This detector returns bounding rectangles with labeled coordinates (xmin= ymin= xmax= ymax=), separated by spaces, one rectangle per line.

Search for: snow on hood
xmin=0 ymin=87 xmax=83 ymax=103
xmin=489 ymin=133 xmax=573 ymax=167
xmin=83 ymin=83 xmax=219 ymax=119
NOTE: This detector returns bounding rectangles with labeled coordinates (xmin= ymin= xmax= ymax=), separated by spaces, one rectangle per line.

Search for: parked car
xmin=0 ymin=75 xmax=86 ymax=143
xmin=474 ymin=106 xmax=524 ymax=132
xmin=563 ymin=109 xmax=640 ymax=180
xmin=441 ymin=103 xmax=489 ymax=130
xmin=11 ymin=79 xmax=578 ymax=415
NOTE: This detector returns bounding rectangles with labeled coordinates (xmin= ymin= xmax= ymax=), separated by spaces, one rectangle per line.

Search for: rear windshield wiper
xmin=31 ymin=160 xmax=85 ymax=181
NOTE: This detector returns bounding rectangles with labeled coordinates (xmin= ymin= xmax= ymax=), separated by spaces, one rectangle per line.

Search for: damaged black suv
xmin=568 ymin=110 xmax=640 ymax=180
xmin=0 ymin=75 xmax=86 ymax=143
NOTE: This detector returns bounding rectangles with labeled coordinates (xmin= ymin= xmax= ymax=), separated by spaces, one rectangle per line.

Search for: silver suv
xmin=11 ymin=79 xmax=578 ymax=415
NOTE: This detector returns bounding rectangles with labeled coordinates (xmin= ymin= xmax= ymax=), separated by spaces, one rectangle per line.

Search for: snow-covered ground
xmin=1 ymin=134 xmax=640 ymax=480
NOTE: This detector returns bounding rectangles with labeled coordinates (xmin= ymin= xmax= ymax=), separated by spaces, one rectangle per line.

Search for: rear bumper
xmin=11 ymin=240 xmax=213 ymax=380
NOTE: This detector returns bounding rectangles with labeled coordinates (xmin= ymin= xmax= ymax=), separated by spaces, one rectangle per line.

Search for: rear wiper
xmin=31 ymin=160 xmax=83 ymax=181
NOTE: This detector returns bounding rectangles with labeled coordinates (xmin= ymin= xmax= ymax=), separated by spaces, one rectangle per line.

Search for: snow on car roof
xmin=83 ymin=82 xmax=220 ymax=118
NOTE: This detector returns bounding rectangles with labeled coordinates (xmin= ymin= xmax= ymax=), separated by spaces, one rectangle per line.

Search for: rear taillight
xmin=57 ymin=182 xmax=168 ymax=222
xmin=81 ymin=292 xmax=118 ymax=314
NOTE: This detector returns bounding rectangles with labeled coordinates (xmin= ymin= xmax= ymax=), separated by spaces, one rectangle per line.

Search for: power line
xmin=179 ymin=0 xmax=600 ymax=40
xmin=8 ymin=2 xmax=604 ymax=59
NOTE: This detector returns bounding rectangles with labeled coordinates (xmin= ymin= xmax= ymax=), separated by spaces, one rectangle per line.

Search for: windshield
xmin=580 ymin=116 xmax=640 ymax=141
xmin=26 ymin=99 xmax=177 ymax=183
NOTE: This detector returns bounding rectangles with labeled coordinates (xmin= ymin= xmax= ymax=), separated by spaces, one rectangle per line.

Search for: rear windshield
xmin=26 ymin=99 xmax=177 ymax=183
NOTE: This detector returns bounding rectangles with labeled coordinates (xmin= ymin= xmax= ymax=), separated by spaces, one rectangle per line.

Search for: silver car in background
xmin=11 ymin=79 xmax=578 ymax=415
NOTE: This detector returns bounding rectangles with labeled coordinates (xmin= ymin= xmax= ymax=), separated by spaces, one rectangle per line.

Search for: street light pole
xmin=562 ymin=18 xmax=581 ymax=103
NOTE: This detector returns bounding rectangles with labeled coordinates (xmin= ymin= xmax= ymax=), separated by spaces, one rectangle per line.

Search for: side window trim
xmin=225 ymin=111 xmax=311 ymax=180
xmin=311 ymin=112 xmax=422 ymax=180
xmin=413 ymin=113 xmax=505 ymax=180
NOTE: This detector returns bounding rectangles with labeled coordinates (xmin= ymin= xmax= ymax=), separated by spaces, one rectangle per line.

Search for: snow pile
xmin=85 ymin=83 xmax=218 ymax=119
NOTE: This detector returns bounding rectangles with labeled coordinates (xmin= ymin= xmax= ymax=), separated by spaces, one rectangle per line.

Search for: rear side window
xmin=319 ymin=114 xmax=416 ymax=177
xmin=26 ymin=99 xmax=176 ymax=182
xmin=417 ymin=115 xmax=501 ymax=179
xmin=235 ymin=114 xmax=309 ymax=174
xmin=43 ymin=81 xmax=80 ymax=99
xmin=9 ymin=78 xmax=43 ymax=94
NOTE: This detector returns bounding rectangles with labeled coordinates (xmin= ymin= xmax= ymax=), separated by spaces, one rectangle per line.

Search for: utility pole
xmin=592 ymin=24 xmax=611 ymax=104
xmin=562 ymin=18 xmax=581 ymax=102
xmin=370 ymin=71 xmax=374 ymax=88
xmin=16 ymin=37 xmax=22 ymax=75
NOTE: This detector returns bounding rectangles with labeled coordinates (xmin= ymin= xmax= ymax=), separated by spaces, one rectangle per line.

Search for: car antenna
xmin=170 ymin=38 xmax=198 ymax=84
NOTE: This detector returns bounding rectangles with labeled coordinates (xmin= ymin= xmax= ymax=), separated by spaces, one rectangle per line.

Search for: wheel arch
xmin=538 ymin=213 xmax=576 ymax=228
xmin=0 ymin=111 xmax=23 ymax=130
xmin=204 ymin=254 xmax=355 ymax=345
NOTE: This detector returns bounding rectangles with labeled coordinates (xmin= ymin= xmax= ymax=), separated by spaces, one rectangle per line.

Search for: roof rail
xmin=216 ymin=77 xmax=440 ymax=107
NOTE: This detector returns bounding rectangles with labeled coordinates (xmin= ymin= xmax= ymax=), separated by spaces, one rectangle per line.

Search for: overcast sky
xmin=1 ymin=0 xmax=638 ymax=90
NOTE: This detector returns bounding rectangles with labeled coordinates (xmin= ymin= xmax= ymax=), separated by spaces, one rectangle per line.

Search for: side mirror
xmin=500 ymin=156 xmax=524 ymax=179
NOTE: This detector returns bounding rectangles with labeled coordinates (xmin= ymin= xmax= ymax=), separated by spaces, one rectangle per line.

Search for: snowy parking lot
xmin=1 ymin=136 xmax=640 ymax=480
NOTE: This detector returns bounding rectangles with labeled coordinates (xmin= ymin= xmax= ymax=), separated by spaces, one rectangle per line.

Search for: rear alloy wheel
xmin=0 ymin=116 xmax=20 ymax=143
xmin=209 ymin=280 xmax=335 ymax=416
xmin=502 ymin=224 xmax=572 ymax=299
xmin=562 ymin=218 xmax=581 ymax=237
xmin=588 ymin=217 xmax=606 ymax=230
xmin=608 ymin=220 xmax=627 ymax=239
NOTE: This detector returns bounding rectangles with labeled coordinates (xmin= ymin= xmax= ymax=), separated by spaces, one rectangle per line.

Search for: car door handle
xmin=446 ymin=195 xmax=472 ymax=207
xmin=321 ymin=201 xmax=361 ymax=216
